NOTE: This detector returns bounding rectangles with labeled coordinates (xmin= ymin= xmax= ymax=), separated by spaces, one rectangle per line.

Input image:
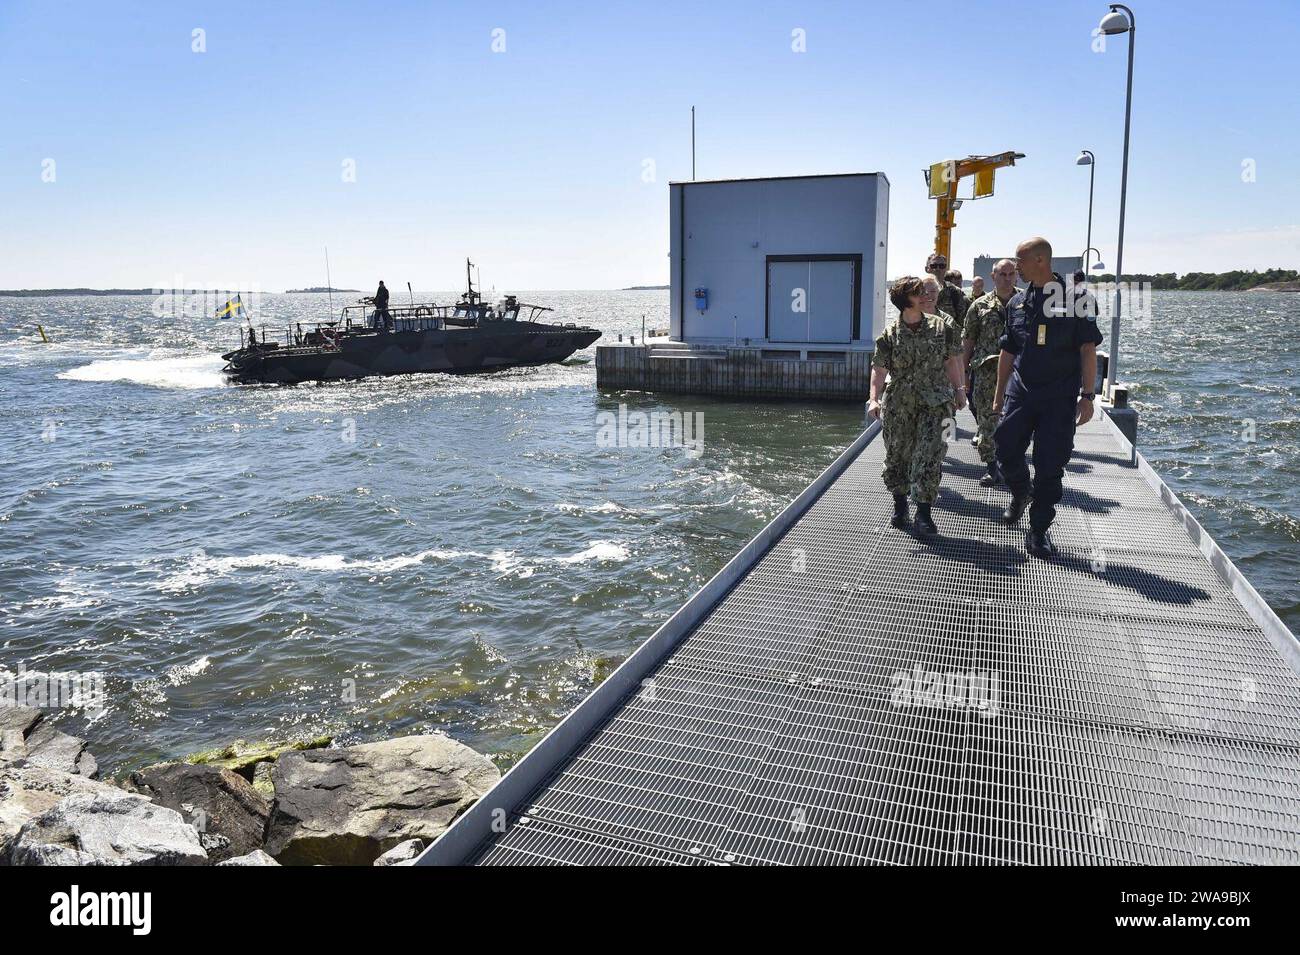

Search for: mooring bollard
xmin=1105 ymin=385 xmax=1139 ymax=448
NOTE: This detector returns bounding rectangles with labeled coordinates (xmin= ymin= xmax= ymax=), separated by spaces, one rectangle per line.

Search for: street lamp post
xmin=1100 ymin=4 xmax=1135 ymax=398
xmin=1076 ymin=150 xmax=1096 ymax=273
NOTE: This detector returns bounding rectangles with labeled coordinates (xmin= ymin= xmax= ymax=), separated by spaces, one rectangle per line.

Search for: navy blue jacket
xmin=999 ymin=273 xmax=1103 ymax=396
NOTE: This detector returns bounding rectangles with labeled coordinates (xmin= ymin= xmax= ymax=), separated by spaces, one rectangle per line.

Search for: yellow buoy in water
xmin=37 ymin=324 xmax=49 ymax=343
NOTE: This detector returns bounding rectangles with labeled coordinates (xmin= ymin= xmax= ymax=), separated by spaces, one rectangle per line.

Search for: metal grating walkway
xmin=425 ymin=412 xmax=1300 ymax=865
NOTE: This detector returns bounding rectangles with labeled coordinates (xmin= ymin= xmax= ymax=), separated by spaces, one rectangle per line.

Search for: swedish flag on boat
xmin=215 ymin=294 xmax=245 ymax=319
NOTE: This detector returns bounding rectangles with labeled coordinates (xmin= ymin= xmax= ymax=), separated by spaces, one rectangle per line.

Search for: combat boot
xmin=979 ymin=461 xmax=1003 ymax=487
xmin=1002 ymin=493 xmax=1029 ymax=525
xmin=914 ymin=502 xmax=937 ymax=535
xmin=890 ymin=494 xmax=910 ymax=529
xmin=1026 ymin=528 xmax=1057 ymax=559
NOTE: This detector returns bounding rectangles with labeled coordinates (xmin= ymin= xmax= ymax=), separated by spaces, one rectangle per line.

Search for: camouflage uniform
xmin=872 ymin=313 xmax=961 ymax=503
xmin=935 ymin=282 xmax=968 ymax=327
xmin=962 ymin=290 xmax=1015 ymax=464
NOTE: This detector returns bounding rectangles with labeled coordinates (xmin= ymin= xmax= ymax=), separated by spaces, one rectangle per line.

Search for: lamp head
xmin=1092 ymin=261 xmax=1106 ymax=271
xmin=1076 ymin=151 xmax=1093 ymax=165
xmin=1100 ymin=9 xmax=1131 ymax=34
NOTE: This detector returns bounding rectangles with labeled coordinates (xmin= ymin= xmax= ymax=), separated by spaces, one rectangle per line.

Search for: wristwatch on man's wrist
xmin=1080 ymin=392 xmax=1096 ymax=401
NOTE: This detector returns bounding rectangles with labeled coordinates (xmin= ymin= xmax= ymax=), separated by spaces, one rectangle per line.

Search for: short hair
xmin=889 ymin=276 xmax=925 ymax=312
xmin=1073 ymin=269 xmax=1086 ymax=282
xmin=1016 ymin=236 xmax=1052 ymax=262
xmin=945 ymin=270 xmax=962 ymax=284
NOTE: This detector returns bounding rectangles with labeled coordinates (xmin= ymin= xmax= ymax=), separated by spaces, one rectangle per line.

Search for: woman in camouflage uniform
xmin=867 ymin=276 xmax=967 ymax=534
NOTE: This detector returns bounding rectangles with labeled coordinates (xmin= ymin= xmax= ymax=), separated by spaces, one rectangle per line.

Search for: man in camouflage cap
xmin=868 ymin=276 xmax=968 ymax=535
xmin=963 ymin=258 xmax=1019 ymax=486
xmin=926 ymin=252 xmax=968 ymax=329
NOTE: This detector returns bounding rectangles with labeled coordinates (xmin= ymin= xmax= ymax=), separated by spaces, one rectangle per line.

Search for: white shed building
xmin=668 ymin=173 xmax=889 ymax=350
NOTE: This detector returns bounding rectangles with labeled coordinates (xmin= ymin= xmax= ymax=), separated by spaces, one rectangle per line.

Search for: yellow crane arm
xmin=929 ymin=150 xmax=1025 ymax=261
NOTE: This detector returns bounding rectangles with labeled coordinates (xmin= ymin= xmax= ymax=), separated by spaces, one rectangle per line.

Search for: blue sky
xmin=2 ymin=0 xmax=1297 ymax=290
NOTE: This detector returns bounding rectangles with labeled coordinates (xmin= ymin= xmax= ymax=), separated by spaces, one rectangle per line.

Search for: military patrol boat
xmin=221 ymin=261 xmax=601 ymax=384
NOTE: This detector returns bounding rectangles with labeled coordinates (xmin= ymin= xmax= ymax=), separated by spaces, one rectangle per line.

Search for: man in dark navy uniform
xmin=374 ymin=280 xmax=392 ymax=331
xmin=991 ymin=237 xmax=1103 ymax=558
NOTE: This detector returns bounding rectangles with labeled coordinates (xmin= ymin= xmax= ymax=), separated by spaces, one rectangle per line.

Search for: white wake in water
xmin=58 ymin=352 xmax=228 ymax=390
xmin=157 ymin=542 xmax=630 ymax=590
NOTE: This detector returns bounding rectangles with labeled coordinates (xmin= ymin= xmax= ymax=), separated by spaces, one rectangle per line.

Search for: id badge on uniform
xmin=1036 ymin=323 xmax=1047 ymax=346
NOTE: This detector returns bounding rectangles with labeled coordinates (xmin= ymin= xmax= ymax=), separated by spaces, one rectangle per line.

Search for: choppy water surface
xmin=1 ymin=290 xmax=1295 ymax=773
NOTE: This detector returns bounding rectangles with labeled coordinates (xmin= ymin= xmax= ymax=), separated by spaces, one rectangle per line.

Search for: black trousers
xmin=994 ymin=386 xmax=1077 ymax=532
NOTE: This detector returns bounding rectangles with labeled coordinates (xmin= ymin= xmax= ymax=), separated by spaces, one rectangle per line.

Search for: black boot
xmin=1002 ymin=493 xmax=1029 ymax=525
xmin=979 ymin=461 xmax=1003 ymax=487
xmin=1026 ymin=528 xmax=1057 ymax=559
xmin=914 ymin=502 xmax=937 ymax=535
xmin=890 ymin=493 xmax=909 ymax=529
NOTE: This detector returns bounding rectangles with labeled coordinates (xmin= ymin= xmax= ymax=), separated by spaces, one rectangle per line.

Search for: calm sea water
xmin=1 ymin=290 xmax=1295 ymax=773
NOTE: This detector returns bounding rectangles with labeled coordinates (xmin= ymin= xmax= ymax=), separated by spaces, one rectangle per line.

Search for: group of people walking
xmin=867 ymin=237 xmax=1102 ymax=558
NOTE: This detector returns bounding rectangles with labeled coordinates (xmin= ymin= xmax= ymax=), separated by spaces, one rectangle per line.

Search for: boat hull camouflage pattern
xmin=222 ymin=321 xmax=601 ymax=385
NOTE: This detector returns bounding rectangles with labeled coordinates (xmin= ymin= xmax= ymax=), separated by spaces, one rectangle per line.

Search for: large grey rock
xmin=265 ymin=735 xmax=498 ymax=866
xmin=0 ymin=763 xmax=113 ymax=862
xmin=21 ymin=723 xmax=99 ymax=778
xmin=215 ymin=848 xmax=280 ymax=866
xmin=373 ymin=838 xmax=425 ymax=866
xmin=0 ymin=705 xmax=43 ymax=760
xmin=123 ymin=763 xmax=269 ymax=862
xmin=0 ymin=704 xmax=98 ymax=777
xmin=9 ymin=791 xmax=208 ymax=866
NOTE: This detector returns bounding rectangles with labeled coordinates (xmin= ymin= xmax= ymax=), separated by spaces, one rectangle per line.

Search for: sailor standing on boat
xmin=868 ymin=276 xmax=967 ymax=535
xmin=992 ymin=237 xmax=1102 ymax=558
xmin=374 ymin=280 xmax=392 ymax=331
xmin=963 ymin=258 xmax=1019 ymax=486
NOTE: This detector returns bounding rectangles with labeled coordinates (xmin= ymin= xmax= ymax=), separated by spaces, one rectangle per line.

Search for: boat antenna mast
xmin=465 ymin=257 xmax=480 ymax=305
xmin=324 ymin=246 xmax=334 ymax=321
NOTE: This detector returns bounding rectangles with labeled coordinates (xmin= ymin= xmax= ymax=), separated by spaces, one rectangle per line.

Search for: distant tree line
xmin=1084 ymin=268 xmax=1299 ymax=290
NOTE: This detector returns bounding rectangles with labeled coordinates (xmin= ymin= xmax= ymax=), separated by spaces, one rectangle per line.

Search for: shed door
xmin=766 ymin=261 xmax=809 ymax=342
xmin=808 ymin=260 xmax=854 ymax=342
xmin=766 ymin=258 xmax=854 ymax=343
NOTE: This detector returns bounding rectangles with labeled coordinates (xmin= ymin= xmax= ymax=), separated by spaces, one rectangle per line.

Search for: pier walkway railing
xmin=419 ymin=410 xmax=1300 ymax=865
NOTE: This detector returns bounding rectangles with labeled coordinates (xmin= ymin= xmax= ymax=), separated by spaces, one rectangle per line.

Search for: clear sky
xmin=2 ymin=0 xmax=1297 ymax=290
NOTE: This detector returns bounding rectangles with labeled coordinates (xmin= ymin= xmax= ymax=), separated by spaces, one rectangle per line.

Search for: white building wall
xmin=669 ymin=174 xmax=889 ymax=347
